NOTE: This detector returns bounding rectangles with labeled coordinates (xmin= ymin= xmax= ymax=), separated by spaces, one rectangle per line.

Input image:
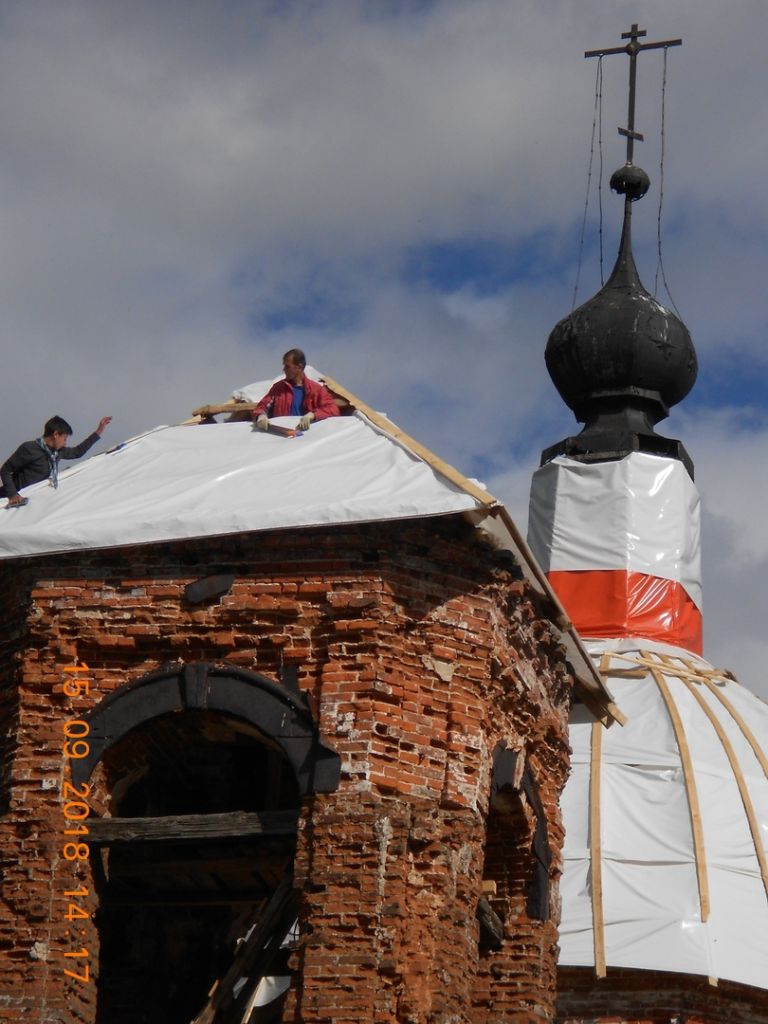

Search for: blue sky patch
xmin=252 ymin=289 xmax=363 ymax=334
xmin=403 ymin=235 xmax=573 ymax=296
xmin=689 ymin=354 xmax=768 ymax=414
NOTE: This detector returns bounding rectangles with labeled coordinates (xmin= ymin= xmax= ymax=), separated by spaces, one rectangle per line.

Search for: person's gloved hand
xmin=298 ymin=412 xmax=315 ymax=431
xmin=255 ymin=414 xmax=269 ymax=431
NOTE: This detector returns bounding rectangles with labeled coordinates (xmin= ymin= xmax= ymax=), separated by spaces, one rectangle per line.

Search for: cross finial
xmin=585 ymin=24 xmax=682 ymax=165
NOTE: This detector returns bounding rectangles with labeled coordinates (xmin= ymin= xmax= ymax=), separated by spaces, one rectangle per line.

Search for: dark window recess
xmin=184 ymin=574 xmax=236 ymax=604
xmin=83 ymin=662 xmax=339 ymax=1024
xmin=479 ymin=745 xmax=553 ymax=950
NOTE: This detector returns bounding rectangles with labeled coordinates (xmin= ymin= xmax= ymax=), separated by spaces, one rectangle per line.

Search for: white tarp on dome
xmin=529 ymin=453 xmax=702 ymax=608
xmin=559 ymin=637 xmax=768 ymax=989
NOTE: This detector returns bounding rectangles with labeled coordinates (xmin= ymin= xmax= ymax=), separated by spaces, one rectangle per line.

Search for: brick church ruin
xmin=2 ymin=21 xmax=768 ymax=1024
xmin=0 ymin=373 xmax=618 ymax=1023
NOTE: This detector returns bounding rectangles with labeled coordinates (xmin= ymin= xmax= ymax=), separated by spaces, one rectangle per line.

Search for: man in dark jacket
xmin=1 ymin=414 xmax=112 ymax=506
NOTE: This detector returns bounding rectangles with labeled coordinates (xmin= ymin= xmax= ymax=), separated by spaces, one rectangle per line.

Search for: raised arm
xmin=60 ymin=416 xmax=112 ymax=460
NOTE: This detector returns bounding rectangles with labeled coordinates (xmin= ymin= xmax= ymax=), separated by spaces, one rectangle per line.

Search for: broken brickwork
xmin=556 ymin=966 xmax=768 ymax=1024
xmin=0 ymin=516 xmax=574 ymax=1023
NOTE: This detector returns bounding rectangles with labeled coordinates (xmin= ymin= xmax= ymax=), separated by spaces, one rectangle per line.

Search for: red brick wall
xmin=556 ymin=966 xmax=768 ymax=1024
xmin=0 ymin=517 xmax=574 ymax=1023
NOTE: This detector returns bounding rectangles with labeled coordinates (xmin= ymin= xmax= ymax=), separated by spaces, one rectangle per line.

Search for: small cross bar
xmin=585 ymin=24 xmax=681 ymax=60
xmin=583 ymin=23 xmax=682 ymax=166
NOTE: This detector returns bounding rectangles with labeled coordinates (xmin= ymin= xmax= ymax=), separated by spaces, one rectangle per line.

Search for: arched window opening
xmin=478 ymin=747 xmax=552 ymax=952
xmin=79 ymin=663 xmax=339 ymax=1024
xmin=92 ymin=711 xmax=298 ymax=1024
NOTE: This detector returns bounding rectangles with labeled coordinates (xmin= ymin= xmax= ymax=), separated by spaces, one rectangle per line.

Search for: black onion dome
xmin=546 ymin=219 xmax=696 ymax=423
xmin=542 ymin=183 xmax=698 ymax=475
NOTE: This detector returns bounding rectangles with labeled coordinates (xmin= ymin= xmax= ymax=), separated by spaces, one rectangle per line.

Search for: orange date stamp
xmin=59 ymin=661 xmax=94 ymax=984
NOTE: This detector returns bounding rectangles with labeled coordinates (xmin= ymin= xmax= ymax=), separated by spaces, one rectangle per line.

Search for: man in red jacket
xmin=252 ymin=349 xmax=340 ymax=431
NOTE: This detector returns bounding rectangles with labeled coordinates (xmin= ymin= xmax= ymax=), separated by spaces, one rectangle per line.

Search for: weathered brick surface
xmin=0 ymin=518 xmax=574 ymax=1022
xmin=556 ymin=966 xmax=768 ymax=1023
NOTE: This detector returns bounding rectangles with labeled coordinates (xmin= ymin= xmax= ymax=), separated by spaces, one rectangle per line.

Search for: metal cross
xmin=585 ymin=24 xmax=681 ymax=165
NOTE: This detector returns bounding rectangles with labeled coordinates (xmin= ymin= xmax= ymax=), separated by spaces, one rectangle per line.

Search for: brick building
xmin=0 ymin=379 xmax=618 ymax=1023
xmin=5 ymin=23 xmax=766 ymax=1024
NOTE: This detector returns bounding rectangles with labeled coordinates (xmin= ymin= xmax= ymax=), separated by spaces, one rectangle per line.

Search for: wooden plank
xmin=265 ymin=423 xmax=299 ymax=438
xmin=190 ymin=393 xmax=350 ymax=419
xmin=321 ymin=373 xmax=498 ymax=508
xmin=191 ymin=877 xmax=296 ymax=1024
xmin=589 ymin=678 xmax=606 ymax=978
xmin=649 ymin=667 xmax=710 ymax=921
xmin=477 ymin=896 xmax=504 ymax=949
xmin=682 ymin=657 xmax=734 ymax=684
xmin=600 ymin=667 xmax=646 ymax=679
xmin=701 ymin=677 xmax=768 ymax=779
xmin=88 ymin=809 xmax=300 ymax=845
xmin=632 ymin=652 xmax=729 ymax=686
xmin=190 ymin=403 xmax=299 ymax=436
xmin=576 ymin=684 xmax=627 ymax=730
xmin=681 ymin=678 xmax=768 ymax=902
xmin=193 ymin=401 xmax=259 ymax=416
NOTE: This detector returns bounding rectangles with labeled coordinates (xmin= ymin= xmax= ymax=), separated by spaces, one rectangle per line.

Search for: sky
xmin=0 ymin=0 xmax=766 ymax=696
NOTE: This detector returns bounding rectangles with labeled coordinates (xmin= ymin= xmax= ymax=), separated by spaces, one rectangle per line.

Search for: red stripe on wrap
xmin=547 ymin=569 xmax=703 ymax=654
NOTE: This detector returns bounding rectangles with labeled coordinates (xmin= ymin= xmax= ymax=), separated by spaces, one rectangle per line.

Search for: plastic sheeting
xmin=559 ymin=637 xmax=768 ymax=990
xmin=528 ymin=452 xmax=702 ymax=608
xmin=547 ymin=569 xmax=703 ymax=653
xmin=0 ymin=413 xmax=483 ymax=560
xmin=232 ymin=367 xmax=325 ymax=403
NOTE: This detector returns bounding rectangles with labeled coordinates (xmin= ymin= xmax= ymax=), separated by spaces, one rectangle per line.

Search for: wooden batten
xmin=322 ymin=374 xmax=498 ymax=508
xmin=681 ymin=678 xmax=768 ymax=902
xmin=701 ymin=677 xmax=768 ymax=779
xmin=590 ymin=691 xmax=606 ymax=977
xmin=88 ymin=809 xmax=299 ymax=845
xmin=649 ymin=667 xmax=711 ymax=922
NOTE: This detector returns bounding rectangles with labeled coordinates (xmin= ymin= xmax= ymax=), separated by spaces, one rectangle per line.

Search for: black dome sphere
xmin=610 ymin=163 xmax=651 ymax=201
xmin=545 ymin=227 xmax=697 ymax=426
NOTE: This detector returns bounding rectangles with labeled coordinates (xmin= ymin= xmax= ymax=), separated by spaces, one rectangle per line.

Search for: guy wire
xmin=655 ymin=46 xmax=682 ymax=318
xmin=572 ymin=56 xmax=604 ymax=310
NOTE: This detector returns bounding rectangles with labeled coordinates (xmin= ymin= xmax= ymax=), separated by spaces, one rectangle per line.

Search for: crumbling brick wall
xmin=0 ymin=516 xmax=574 ymax=1023
xmin=556 ymin=966 xmax=768 ymax=1024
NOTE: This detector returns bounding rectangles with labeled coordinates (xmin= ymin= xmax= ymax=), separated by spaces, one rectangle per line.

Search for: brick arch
xmin=71 ymin=660 xmax=340 ymax=795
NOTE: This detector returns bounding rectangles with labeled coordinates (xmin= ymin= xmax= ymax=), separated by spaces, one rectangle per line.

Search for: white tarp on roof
xmin=0 ymin=413 xmax=482 ymax=559
xmin=0 ymin=385 xmax=620 ymax=721
xmin=232 ymin=366 xmax=324 ymax=402
xmin=559 ymin=637 xmax=768 ymax=990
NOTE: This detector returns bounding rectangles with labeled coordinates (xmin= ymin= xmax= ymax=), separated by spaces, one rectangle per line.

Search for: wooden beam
xmin=477 ymin=896 xmax=504 ymax=949
xmin=681 ymin=677 xmax=768 ymax=903
xmin=589 ymin=712 xmax=606 ymax=978
xmin=192 ymin=877 xmax=296 ymax=1024
xmin=649 ymin=667 xmax=710 ymax=922
xmin=701 ymin=677 xmax=768 ymax=779
xmin=87 ymin=809 xmax=299 ymax=845
xmin=321 ymin=374 xmax=498 ymax=508
xmin=192 ymin=401 xmax=258 ymax=416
